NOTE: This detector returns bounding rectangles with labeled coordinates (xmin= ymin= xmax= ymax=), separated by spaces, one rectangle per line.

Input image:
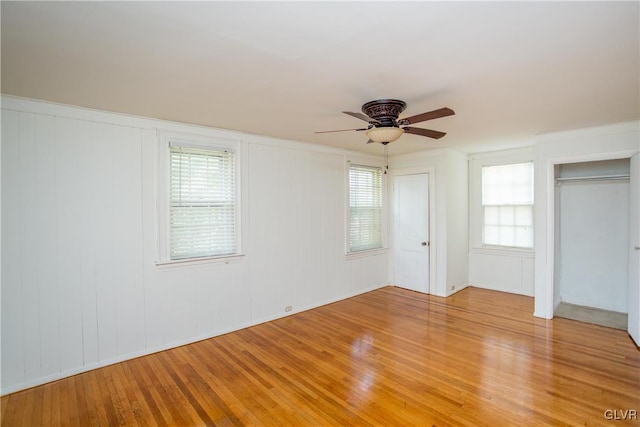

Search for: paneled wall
xmin=468 ymin=251 xmax=534 ymax=295
xmin=1 ymin=97 xmax=388 ymax=394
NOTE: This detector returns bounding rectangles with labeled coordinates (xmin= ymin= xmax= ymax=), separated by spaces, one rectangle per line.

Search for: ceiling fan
xmin=316 ymin=99 xmax=455 ymax=145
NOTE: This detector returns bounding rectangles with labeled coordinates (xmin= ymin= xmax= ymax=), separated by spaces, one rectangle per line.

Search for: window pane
xmin=498 ymin=206 xmax=515 ymax=226
xmin=349 ymin=164 xmax=383 ymax=252
xmin=169 ymin=145 xmax=236 ymax=259
xmin=514 ymin=225 xmax=534 ymax=248
xmin=484 ymin=206 xmax=500 ymax=225
xmin=484 ymin=225 xmax=500 ymax=246
xmin=483 ymin=206 xmax=533 ymax=248
xmin=514 ymin=205 xmax=533 ymax=227
xmin=498 ymin=225 xmax=515 ymax=247
xmin=482 ymin=162 xmax=534 ymax=205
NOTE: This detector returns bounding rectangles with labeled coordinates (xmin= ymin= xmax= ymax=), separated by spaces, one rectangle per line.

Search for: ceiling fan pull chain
xmin=384 ymin=144 xmax=389 ymax=174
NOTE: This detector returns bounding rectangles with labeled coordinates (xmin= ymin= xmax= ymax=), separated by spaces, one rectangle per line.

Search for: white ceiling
xmin=2 ymin=1 xmax=638 ymax=155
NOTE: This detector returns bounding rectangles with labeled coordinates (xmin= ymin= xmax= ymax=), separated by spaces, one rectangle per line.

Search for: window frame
xmin=346 ymin=161 xmax=386 ymax=255
xmin=156 ymin=131 xmax=243 ymax=267
xmin=469 ymin=148 xmax=535 ymax=254
xmin=481 ymin=161 xmax=534 ymax=249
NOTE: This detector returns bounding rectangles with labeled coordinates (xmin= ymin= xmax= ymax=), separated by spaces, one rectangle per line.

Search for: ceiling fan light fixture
xmin=366 ymin=127 xmax=404 ymax=143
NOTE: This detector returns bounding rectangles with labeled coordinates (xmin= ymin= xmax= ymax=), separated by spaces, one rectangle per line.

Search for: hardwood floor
xmin=2 ymin=286 xmax=639 ymax=426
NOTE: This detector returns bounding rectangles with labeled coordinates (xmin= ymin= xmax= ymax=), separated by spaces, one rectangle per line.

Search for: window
xmin=482 ymin=161 xmax=534 ymax=248
xmin=169 ymin=143 xmax=236 ymax=260
xmin=348 ymin=164 xmax=383 ymax=252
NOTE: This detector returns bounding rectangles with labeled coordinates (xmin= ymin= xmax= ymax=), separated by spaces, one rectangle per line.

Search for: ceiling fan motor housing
xmin=362 ymin=99 xmax=406 ymax=127
xmin=315 ymin=99 xmax=452 ymax=141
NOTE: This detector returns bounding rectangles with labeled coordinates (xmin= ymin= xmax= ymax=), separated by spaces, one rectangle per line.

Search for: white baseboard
xmin=1 ymin=282 xmax=389 ymax=396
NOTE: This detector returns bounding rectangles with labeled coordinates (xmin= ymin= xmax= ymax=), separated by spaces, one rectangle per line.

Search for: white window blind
xmin=169 ymin=145 xmax=236 ymax=259
xmin=482 ymin=161 xmax=534 ymax=248
xmin=349 ymin=164 xmax=383 ymax=252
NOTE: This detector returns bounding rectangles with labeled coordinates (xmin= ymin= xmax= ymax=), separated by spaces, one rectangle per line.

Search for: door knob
xmin=421 ymin=242 xmax=429 ymax=246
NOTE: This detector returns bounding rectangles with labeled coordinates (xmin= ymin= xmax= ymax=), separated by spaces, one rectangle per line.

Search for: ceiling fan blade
xmin=315 ymin=127 xmax=368 ymax=134
xmin=403 ymin=127 xmax=447 ymax=139
xmin=399 ymin=107 xmax=455 ymax=125
xmin=343 ymin=111 xmax=380 ymax=124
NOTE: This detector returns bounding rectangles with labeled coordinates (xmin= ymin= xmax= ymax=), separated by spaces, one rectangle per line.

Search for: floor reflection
xmin=349 ymin=333 xmax=377 ymax=405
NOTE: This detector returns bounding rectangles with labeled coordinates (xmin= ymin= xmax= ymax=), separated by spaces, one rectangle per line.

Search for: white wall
xmin=534 ymin=121 xmax=640 ymax=319
xmin=389 ymin=149 xmax=468 ymax=296
xmin=0 ymin=97 xmax=389 ymax=394
xmin=444 ymin=150 xmax=469 ymax=293
xmin=468 ymin=147 xmax=535 ymax=296
xmin=556 ymin=178 xmax=629 ymax=312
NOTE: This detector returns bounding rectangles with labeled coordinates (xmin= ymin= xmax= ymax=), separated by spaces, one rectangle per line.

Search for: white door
xmin=628 ymin=154 xmax=639 ymax=345
xmin=393 ymin=174 xmax=430 ymax=293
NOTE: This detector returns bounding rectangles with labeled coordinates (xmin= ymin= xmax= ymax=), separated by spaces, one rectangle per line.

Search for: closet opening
xmin=553 ymin=158 xmax=631 ymax=329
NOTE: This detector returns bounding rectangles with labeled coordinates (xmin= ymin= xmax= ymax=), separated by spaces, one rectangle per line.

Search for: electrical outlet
xmin=450 ymin=285 xmax=456 ymax=290
xmin=285 ymin=306 xmax=292 ymax=312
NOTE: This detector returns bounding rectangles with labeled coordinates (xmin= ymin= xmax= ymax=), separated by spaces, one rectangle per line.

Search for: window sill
xmin=470 ymin=246 xmax=534 ymax=257
xmin=155 ymin=253 xmax=245 ymax=269
xmin=345 ymin=248 xmax=388 ymax=260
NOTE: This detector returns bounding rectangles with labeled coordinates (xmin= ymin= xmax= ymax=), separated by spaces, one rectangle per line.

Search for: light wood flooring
xmin=2 ymin=286 xmax=639 ymax=426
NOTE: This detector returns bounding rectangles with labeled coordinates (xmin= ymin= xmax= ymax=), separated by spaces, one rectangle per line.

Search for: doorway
xmin=393 ymin=173 xmax=430 ymax=293
xmin=552 ymin=156 xmax=640 ymax=342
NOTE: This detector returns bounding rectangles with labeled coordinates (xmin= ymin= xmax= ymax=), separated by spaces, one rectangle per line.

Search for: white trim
xmin=533 ymin=119 xmax=640 ymax=319
xmin=345 ymin=160 xmax=388 ymax=254
xmin=155 ymin=253 xmax=246 ymax=269
xmin=536 ymin=121 xmax=640 ymax=144
xmin=447 ymin=283 xmax=471 ymax=295
xmin=543 ymin=150 xmax=639 ymax=167
xmin=167 ymin=139 xmax=236 ymax=153
xmin=536 ymin=149 xmax=639 ymax=319
xmin=470 ymin=246 xmax=534 ymax=258
xmin=468 ymin=147 xmax=535 ymax=251
xmin=156 ymin=130 xmax=243 ymax=263
xmin=468 ymin=146 xmax=536 ymax=162
xmin=2 ymin=95 xmax=161 ymax=130
xmin=0 ymin=282 xmax=389 ymax=396
xmin=345 ymin=152 xmax=386 ymax=168
xmin=389 ymin=166 xmax=437 ymax=295
xmin=390 ymin=148 xmax=447 ymax=166
xmin=1 ymin=95 xmax=385 ymax=160
xmin=345 ymin=248 xmax=388 ymax=260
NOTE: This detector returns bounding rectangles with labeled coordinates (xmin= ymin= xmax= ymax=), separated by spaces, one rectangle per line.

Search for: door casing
xmin=390 ymin=167 xmax=436 ymax=294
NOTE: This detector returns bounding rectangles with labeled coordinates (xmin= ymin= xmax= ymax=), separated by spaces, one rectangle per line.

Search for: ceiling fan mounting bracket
xmin=361 ymin=99 xmax=407 ymax=127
